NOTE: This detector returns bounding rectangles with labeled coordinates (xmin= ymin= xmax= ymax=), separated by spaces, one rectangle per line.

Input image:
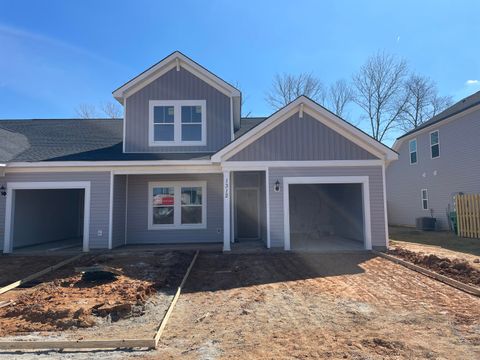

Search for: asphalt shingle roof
xmin=398 ymin=90 xmax=480 ymax=139
xmin=0 ymin=117 xmax=266 ymax=163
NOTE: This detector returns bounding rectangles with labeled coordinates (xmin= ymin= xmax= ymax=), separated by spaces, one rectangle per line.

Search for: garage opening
xmin=12 ymin=189 xmax=85 ymax=252
xmin=288 ymin=183 xmax=365 ymax=251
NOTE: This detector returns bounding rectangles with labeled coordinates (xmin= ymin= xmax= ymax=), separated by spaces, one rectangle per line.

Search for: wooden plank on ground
xmin=373 ymin=251 xmax=480 ymax=297
xmin=0 ymin=339 xmax=155 ymax=350
xmin=154 ymin=250 xmax=200 ymax=348
xmin=0 ymin=254 xmax=83 ymax=295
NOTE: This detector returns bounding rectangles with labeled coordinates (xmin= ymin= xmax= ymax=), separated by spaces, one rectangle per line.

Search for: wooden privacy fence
xmin=457 ymin=194 xmax=480 ymax=238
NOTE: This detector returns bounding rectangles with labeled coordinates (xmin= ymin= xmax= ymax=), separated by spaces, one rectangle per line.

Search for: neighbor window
xmin=409 ymin=139 xmax=417 ymax=164
xmin=148 ymin=181 xmax=206 ymax=229
xmin=149 ymin=100 xmax=206 ymax=146
xmin=430 ymin=130 xmax=439 ymax=158
xmin=421 ymin=189 xmax=428 ymax=210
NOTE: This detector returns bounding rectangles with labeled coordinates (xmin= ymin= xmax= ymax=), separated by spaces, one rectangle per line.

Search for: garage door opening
xmin=11 ymin=189 xmax=85 ymax=252
xmin=288 ymin=183 xmax=365 ymax=251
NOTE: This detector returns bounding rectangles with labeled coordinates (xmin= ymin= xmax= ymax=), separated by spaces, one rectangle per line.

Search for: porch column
xmin=223 ymin=170 xmax=231 ymax=251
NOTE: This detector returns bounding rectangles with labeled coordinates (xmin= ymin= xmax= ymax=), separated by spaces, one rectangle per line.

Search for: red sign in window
xmin=154 ymin=195 xmax=174 ymax=206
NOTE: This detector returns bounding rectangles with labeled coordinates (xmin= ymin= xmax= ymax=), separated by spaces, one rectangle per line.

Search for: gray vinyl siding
xmin=125 ymin=67 xmax=231 ymax=153
xmin=126 ymin=173 xmax=223 ymax=244
xmin=387 ymin=108 xmax=480 ymax=229
xmin=229 ymin=113 xmax=378 ymax=161
xmin=112 ymin=175 xmax=127 ymax=248
xmin=268 ymin=166 xmax=386 ymax=248
xmin=0 ymin=172 xmax=111 ymax=251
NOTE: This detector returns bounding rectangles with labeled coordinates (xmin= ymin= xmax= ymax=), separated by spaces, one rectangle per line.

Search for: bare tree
xmin=327 ymin=79 xmax=353 ymax=118
xmin=352 ymin=52 xmax=409 ymax=141
xmin=399 ymin=74 xmax=453 ymax=131
xmin=101 ymin=101 xmax=123 ymax=119
xmin=266 ymin=72 xmax=325 ymax=110
xmin=75 ymin=103 xmax=98 ymax=119
xmin=234 ymin=81 xmax=252 ymax=117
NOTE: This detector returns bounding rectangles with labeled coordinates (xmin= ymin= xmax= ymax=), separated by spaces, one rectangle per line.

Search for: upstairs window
xmin=409 ymin=139 xmax=417 ymax=164
xmin=149 ymin=100 xmax=206 ymax=146
xmin=430 ymin=130 xmax=440 ymax=158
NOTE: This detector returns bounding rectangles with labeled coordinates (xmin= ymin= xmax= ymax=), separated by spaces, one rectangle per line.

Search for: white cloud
xmin=466 ymin=79 xmax=479 ymax=85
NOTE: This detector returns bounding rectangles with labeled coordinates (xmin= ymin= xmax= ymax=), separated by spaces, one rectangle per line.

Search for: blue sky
xmin=0 ymin=0 xmax=479 ymax=144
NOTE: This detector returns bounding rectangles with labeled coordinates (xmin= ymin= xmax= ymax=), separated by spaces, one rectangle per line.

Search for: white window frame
xmin=148 ymin=181 xmax=207 ymax=230
xmin=409 ymin=138 xmax=417 ymax=165
xmin=430 ymin=130 xmax=440 ymax=159
xmin=148 ymin=100 xmax=207 ymax=146
xmin=421 ymin=189 xmax=428 ymax=210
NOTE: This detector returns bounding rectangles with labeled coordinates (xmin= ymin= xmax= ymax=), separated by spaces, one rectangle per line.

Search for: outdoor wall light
xmin=0 ymin=185 xmax=6 ymax=196
xmin=274 ymin=180 xmax=281 ymax=192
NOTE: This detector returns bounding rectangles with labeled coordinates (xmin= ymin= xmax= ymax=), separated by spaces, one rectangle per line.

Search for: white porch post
xmin=223 ymin=170 xmax=231 ymax=251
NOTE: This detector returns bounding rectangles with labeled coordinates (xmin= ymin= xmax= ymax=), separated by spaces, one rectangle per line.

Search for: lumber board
xmin=373 ymin=251 xmax=480 ymax=297
xmin=0 ymin=339 xmax=155 ymax=350
xmin=0 ymin=254 xmax=83 ymax=295
xmin=154 ymin=250 xmax=200 ymax=347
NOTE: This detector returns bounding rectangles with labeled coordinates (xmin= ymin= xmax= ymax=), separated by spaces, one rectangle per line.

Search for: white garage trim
xmin=282 ymin=176 xmax=371 ymax=251
xmin=3 ymin=181 xmax=91 ymax=253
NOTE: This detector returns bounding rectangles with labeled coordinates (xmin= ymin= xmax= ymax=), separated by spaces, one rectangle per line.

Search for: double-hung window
xmin=421 ymin=189 xmax=428 ymax=210
xmin=430 ymin=130 xmax=440 ymax=158
xmin=148 ymin=181 xmax=206 ymax=230
xmin=149 ymin=100 xmax=206 ymax=146
xmin=409 ymin=139 xmax=417 ymax=164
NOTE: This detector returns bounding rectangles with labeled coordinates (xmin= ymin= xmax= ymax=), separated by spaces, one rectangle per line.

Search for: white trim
xmin=265 ymin=168 xmax=271 ymax=249
xmin=409 ymin=138 xmax=417 ymax=165
xmin=230 ymin=171 xmax=235 ymax=243
xmin=108 ymin=172 xmax=114 ymax=249
xmin=3 ymin=181 xmax=91 ymax=253
xmin=421 ymin=188 xmax=429 ymax=210
xmin=392 ymin=102 xmax=480 ymax=151
xmin=382 ymin=163 xmax=389 ymax=247
xmin=113 ymin=51 xmax=241 ymax=102
xmin=148 ymin=100 xmax=206 ymax=147
xmin=6 ymin=160 xmax=214 ymax=168
xmin=124 ymin=175 xmax=129 ymax=245
xmin=429 ymin=130 xmax=440 ymax=159
xmin=234 ymin=187 xmax=261 ymax=241
xmin=122 ymin=99 xmax=126 ymax=153
xmin=147 ymin=181 xmax=207 ymax=230
xmin=223 ymin=171 xmax=231 ymax=251
xmin=282 ymin=176 xmax=372 ymax=251
xmin=212 ymin=96 xmax=398 ymax=162
xmin=221 ymin=160 xmax=383 ymax=171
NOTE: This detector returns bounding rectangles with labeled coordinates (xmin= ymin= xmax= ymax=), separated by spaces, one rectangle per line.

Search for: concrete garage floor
xmin=13 ymin=237 xmax=83 ymax=254
xmin=290 ymin=234 xmax=365 ymax=251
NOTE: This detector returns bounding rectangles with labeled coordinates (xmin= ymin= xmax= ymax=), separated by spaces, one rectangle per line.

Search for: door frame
xmin=283 ymin=176 xmax=371 ymax=251
xmin=234 ymin=187 xmax=261 ymax=241
xmin=3 ymin=181 xmax=91 ymax=253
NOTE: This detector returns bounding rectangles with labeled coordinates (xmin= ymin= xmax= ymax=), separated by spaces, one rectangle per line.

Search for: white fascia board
xmin=212 ymin=96 xmax=398 ymax=162
xmin=221 ymin=160 xmax=384 ymax=170
xmin=113 ymin=52 xmax=240 ymax=103
xmin=5 ymin=160 xmax=213 ymax=168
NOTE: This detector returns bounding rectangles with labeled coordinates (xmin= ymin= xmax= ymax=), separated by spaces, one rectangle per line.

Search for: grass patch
xmin=389 ymin=226 xmax=480 ymax=257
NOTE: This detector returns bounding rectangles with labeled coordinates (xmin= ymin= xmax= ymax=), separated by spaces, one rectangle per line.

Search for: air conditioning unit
xmin=416 ymin=217 xmax=436 ymax=231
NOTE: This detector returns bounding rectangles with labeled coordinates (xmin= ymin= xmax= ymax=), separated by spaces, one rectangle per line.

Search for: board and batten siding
xmin=268 ymin=166 xmax=387 ymax=248
xmin=229 ymin=113 xmax=378 ymax=161
xmin=112 ymin=174 xmax=127 ymax=248
xmin=387 ymin=107 xmax=480 ymax=229
xmin=125 ymin=67 xmax=231 ymax=153
xmin=0 ymin=172 xmax=111 ymax=250
xmin=125 ymin=173 xmax=223 ymax=244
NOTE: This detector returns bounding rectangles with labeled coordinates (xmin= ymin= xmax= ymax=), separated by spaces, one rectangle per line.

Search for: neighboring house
xmin=0 ymin=51 xmax=397 ymax=254
xmin=387 ymin=91 xmax=480 ymax=230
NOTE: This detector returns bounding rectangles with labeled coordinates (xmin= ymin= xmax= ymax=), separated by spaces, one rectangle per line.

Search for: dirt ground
xmin=149 ymin=252 xmax=480 ymax=360
xmin=0 ymin=251 xmax=194 ymax=340
xmin=0 ymin=255 xmax=71 ymax=287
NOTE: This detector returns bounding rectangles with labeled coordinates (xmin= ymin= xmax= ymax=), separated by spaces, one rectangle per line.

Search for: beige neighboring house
xmin=387 ymin=91 xmax=480 ymax=230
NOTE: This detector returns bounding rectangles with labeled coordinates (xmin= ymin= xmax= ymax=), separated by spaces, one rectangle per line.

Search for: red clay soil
xmin=387 ymin=247 xmax=480 ymax=286
xmin=0 ymin=251 xmax=193 ymax=337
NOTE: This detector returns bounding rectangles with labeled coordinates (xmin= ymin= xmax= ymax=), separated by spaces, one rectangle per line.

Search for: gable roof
xmin=212 ymin=96 xmax=398 ymax=162
xmin=392 ymin=90 xmax=480 ymax=150
xmin=112 ymin=51 xmax=241 ymax=103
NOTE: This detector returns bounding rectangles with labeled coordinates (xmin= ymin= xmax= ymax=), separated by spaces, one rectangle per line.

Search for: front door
xmin=235 ymin=188 xmax=260 ymax=240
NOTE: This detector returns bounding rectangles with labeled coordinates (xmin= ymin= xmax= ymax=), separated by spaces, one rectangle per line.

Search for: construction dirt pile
xmin=0 ymin=251 xmax=194 ymax=337
xmin=387 ymin=247 xmax=480 ymax=286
